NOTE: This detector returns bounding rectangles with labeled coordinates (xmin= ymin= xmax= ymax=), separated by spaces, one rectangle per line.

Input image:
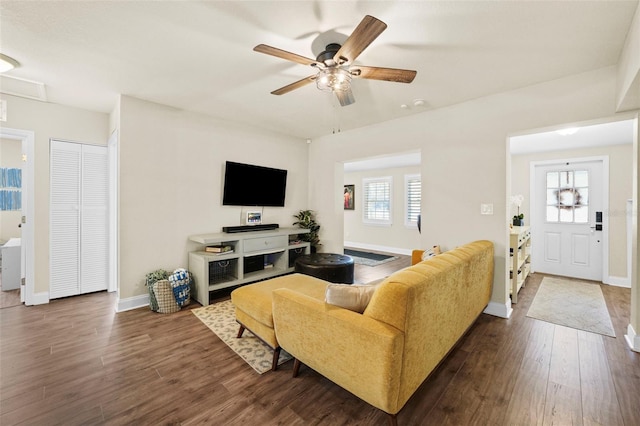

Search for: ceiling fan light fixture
xmin=0 ymin=53 xmax=20 ymax=73
xmin=316 ymin=67 xmax=351 ymax=92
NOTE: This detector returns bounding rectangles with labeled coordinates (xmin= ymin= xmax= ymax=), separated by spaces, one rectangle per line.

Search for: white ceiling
xmin=1 ymin=1 xmax=638 ymax=140
xmin=510 ymin=119 xmax=635 ymax=155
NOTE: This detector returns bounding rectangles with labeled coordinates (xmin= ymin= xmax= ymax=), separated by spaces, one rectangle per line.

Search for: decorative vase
xmin=513 ymin=218 xmax=524 ymax=226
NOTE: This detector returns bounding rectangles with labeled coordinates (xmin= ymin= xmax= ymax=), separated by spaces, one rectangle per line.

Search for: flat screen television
xmin=222 ymin=161 xmax=287 ymax=207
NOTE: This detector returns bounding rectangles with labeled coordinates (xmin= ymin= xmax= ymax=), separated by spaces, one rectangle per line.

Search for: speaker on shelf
xmin=222 ymin=223 xmax=279 ymax=233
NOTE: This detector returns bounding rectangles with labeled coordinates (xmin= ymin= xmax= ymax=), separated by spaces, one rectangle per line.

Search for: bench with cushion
xmin=229 ymin=273 xmax=328 ymax=371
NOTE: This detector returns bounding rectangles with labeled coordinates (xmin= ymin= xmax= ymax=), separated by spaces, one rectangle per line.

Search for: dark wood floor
xmin=1 ymin=253 xmax=638 ymax=425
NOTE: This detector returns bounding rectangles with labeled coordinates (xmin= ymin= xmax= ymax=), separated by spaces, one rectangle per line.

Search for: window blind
xmin=363 ymin=177 xmax=392 ymax=225
xmin=405 ymin=174 xmax=421 ymax=226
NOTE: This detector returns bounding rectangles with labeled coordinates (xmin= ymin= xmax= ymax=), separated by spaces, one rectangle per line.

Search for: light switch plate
xmin=480 ymin=203 xmax=493 ymax=215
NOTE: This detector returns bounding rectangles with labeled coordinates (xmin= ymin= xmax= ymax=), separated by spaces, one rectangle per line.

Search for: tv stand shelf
xmin=188 ymin=227 xmax=310 ymax=306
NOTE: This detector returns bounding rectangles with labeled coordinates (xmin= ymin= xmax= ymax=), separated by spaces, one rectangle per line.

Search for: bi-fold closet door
xmin=50 ymin=140 xmax=108 ymax=299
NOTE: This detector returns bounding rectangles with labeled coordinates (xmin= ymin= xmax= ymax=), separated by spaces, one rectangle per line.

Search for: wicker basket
xmin=152 ymin=280 xmax=180 ymax=314
xmin=209 ymin=259 xmax=237 ymax=284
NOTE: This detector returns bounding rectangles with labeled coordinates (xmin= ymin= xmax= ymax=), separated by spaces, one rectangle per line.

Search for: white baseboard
xmin=116 ymin=294 xmax=149 ymax=312
xmin=604 ymin=275 xmax=631 ymax=288
xmin=27 ymin=291 xmax=50 ymax=305
xmin=484 ymin=301 xmax=512 ymax=318
xmin=343 ymin=241 xmax=412 ymax=256
xmin=625 ymin=324 xmax=640 ymax=353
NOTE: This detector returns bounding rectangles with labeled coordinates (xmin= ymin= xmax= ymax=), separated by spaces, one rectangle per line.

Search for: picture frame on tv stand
xmin=245 ymin=210 xmax=262 ymax=225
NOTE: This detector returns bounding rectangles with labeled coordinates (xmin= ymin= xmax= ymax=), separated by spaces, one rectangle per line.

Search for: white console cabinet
xmin=509 ymin=226 xmax=531 ymax=303
xmin=188 ymin=227 xmax=310 ymax=306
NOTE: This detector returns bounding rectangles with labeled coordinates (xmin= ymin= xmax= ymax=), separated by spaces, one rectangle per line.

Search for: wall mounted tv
xmin=222 ymin=161 xmax=287 ymax=207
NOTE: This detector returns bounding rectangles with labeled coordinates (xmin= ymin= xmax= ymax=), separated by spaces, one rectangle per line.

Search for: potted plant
xmin=293 ymin=209 xmax=321 ymax=252
xmin=511 ymin=194 xmax=524 ymax=226
xmin=512 ymin=213 xmax=524 ymax=226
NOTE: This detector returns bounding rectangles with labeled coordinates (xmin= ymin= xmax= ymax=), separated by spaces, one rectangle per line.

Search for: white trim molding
xmin=484 ymin=301 xmax=512 ymax=319
xmin=31 ymin=292 xmax=50 ymax=305
xmin=625 ymin=324 xmax=640 ymax=353
xmin=116 ymin=294 xmax=149 ymax=313
xmin=605 ymin=275 xmax=631 ymax=288
xmin=343 ymin=241 xmax=412 ymax=256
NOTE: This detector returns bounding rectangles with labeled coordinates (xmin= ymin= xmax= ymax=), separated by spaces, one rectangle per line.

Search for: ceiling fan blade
xmin=333 ymin=15 xmax=387 ymax=65
xmin=271 ymin=75 xmax=317 ymax=95
xmin=254 ymin=44 xmax=321 ymax=67
xmin=350 ymin=65 xmax=417 ymax=83
xmin=335 ymin=89 xmax=355 ymax=107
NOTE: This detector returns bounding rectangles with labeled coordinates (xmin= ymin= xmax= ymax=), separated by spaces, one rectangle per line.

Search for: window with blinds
xmin=405 ymin=174 xmax=421 ymax=227
xmin=363 ymin=176 xmax=392 ymax=225
xmin=546 ymin=169 xmax=589 ymax=223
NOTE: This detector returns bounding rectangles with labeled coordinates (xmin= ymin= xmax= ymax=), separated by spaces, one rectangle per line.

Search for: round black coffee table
xmin=294 ymin=253 xmax=354 ymax=284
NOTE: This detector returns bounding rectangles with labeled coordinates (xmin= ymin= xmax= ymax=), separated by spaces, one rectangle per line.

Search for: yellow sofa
xmin=272 ymin=240 xmax=494 ymax=424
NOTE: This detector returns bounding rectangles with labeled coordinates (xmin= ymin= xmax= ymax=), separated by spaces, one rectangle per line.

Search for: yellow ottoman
xmin=230 ymin=273 xmax=328 ymax=371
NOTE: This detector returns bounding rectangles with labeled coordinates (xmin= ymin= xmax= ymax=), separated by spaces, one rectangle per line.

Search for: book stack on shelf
xmin=205 ymin=244 xmax=233 ymax=254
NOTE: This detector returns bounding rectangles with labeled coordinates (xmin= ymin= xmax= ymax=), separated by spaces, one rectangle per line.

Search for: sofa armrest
xmin=272 ymin=288 xmax=405 ymax=414
xmin=411 ymin=249 xmax=424 ymax=265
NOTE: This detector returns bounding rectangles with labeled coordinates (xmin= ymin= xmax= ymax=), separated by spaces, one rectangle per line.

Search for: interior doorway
xmin=0 ymin=136 xmax=23 ymax=307
xmin=509 ymin=118 xmax=634 ymax=286
xmin=0 ymin=127 xmax=34 ymax=306
xmin=343 ymin=151 xmax=421 ymax=255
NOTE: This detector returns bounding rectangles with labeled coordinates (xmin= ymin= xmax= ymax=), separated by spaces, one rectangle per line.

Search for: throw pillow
xmin=420 ymin=245 xmax=442 ymax=261
xmin=325 ymin=283 xmax=379 ymax=313
xmin=168 ymin=268 xmax=192 ymax=307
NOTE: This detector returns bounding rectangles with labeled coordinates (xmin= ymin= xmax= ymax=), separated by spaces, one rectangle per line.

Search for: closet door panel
xmin=80 ymin=145 xmax=108 ymax=293
xmin=50 ymin=141 xmax=81 ymax=298
xmin=80 ymin=209 xmax=108 ymax=293
xmin=50 ymin=210 xmax=80 ymax=298
xmin=50 ymin=141 xmax=108 ymax=298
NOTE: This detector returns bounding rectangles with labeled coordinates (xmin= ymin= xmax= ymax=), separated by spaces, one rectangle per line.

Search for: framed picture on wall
xmin=344 ymin=184 xmax=354 ymax=210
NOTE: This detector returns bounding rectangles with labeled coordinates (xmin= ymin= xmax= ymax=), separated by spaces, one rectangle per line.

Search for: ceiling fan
xmin=254 ymin=15 xmax=417 ymax=107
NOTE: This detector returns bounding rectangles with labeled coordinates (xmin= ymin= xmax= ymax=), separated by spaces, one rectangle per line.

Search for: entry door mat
xmin=344 ymin=249 xmax=398 ymax=267
xmin=526 ymin=277 xmax=615 ymax=337
xmin=192 ymin=300 xmax=292 ymax=374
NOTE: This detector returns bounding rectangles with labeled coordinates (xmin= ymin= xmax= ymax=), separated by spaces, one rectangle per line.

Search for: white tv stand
xmin=188 ymin=227 xmax=310 ymax=306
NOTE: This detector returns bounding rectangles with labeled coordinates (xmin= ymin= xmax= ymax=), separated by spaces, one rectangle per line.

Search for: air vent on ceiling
xmin=0 ymin=74 xmax=47 ymax=102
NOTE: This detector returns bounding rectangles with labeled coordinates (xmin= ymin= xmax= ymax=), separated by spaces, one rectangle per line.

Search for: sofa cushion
xmin=325 ymin=283 xmax=379 ymax=313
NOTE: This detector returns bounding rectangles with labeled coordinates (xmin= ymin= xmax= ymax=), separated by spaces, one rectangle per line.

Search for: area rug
xmin=344 ymin=249 xmax=398 ymax=267
xmin=192 ymin=300 xmax=291 ymax=374
xmin=526 ymin=277 xmax=615 ymax=337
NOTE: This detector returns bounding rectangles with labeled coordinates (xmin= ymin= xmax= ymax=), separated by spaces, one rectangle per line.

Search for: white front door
xmin=531 ymin=158 xmax=605 ymax=281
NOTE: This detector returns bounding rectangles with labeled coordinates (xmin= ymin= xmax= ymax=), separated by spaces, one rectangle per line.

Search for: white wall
xmin=0 ymin=94 xmax=109 ymax=297
xmin=617 ymin=4 xmax=640 ymax=111
xmin=308 ymin=66 xmax=631 ymax=317
xmin=344 ymin=165 xmax=421 ymax=254
xmin=117 ymin=95 xmax=309 ymax=301
xmin=511 ymin=143 xmax=633 ymax=281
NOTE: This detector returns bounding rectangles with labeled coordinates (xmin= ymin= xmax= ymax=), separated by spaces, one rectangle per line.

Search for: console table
xmin=509 ymin=225 xmax=531 ymax=303
xmin=188 ymin=227 xmax=310 ymax=306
